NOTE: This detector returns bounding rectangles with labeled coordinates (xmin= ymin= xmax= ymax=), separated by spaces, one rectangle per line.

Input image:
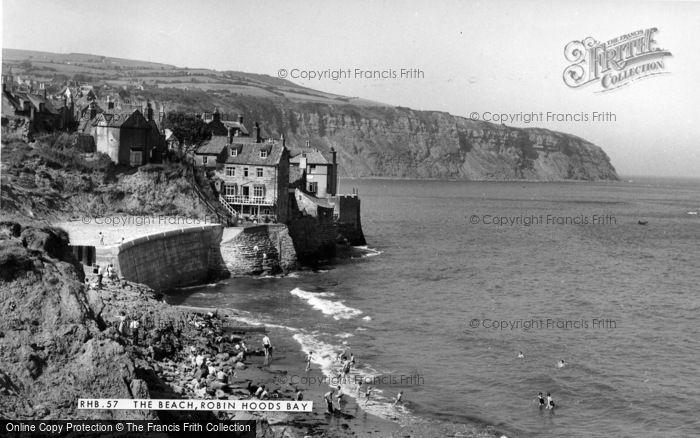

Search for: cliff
xmin=221 ymin=101 xmax=619 ymax=181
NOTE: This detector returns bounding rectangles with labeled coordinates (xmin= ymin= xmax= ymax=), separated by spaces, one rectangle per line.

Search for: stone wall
xmin=99 ymin=225 xmax=227 ymax=290
xmin=221 ymin=224 xmax=297 ymax=275
xmin=332 ymin=194 xmax=366 ymax=245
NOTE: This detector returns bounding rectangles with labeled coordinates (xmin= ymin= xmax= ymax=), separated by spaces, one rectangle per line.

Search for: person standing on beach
xmin=306 ymin=351 xmax=313 ymax=371
xmin=97 ymin=265 xmax=105 ymax=289
xmin=364 ymin=386 xmax=372 ymax=406
xmin=357 ymin=380 xmax=363 ymax=397
xmin=262 ymin=335 xmax=272 ymax=364
xmin=324 ymin=389 xmax=335 ymax=414
xmin=394 ymin=391 xmax=403 ymax=406
xmin=335 ymin=385 xmax=344 ymax=411
xmin=99 ymin=232 xmax=104 ymax=246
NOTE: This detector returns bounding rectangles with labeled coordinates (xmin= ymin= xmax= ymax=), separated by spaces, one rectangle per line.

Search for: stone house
xmin=211 ymin=136 xmax=289 ymax=222
xmin=289 ymin=144 xmax=338 ymax=197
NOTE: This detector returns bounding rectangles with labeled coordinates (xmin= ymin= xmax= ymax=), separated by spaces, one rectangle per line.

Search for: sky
xmin=2 ymin=0 xmax=699 ymax=178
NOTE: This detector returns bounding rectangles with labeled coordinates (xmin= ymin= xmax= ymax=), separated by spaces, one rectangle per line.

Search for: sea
xmin=165 ymin=177 xmax=700 ymax=438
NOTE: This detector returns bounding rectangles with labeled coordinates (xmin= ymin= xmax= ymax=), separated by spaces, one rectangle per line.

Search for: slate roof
xmin=93 ymin=110 xmax=148 ymax=128
xmin=195 ymin=136 xmax=229 ymax=155
xmin=225 ymin=140 xmax=285 ymax=166
xmin=290 ymin=149 xmax=332 ymax=165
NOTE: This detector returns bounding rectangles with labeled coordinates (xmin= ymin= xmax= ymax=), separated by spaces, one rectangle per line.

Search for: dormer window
xmin=259 ymin=149 xmax=268 ymax=158
xmin=230 ymin=148 xmax=238 ymax=157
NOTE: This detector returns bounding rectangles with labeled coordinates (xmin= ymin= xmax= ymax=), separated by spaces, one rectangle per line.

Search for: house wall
xmin=94 ymin=126 xmax=121 ymax=163
xmin=119 ymin=127 xmax=149 ymax=165
xmin=306 ymin=165 xmax=330 ymax=197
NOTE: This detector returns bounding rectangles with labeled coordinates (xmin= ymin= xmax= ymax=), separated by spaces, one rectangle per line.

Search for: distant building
xmin=194 ymin=136 xmax=229 ymax=168
xmin=92 ymin=109 xmax=152 ymax=166
xmin=289 ymin=143 xmax=338 ymax=197
xmin=204 ymin=109 xmax=249 ymax=138
xmin=1 ymin=76 xmax=62 ymax=136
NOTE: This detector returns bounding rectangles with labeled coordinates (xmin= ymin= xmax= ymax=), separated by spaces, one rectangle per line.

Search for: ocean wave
xmin=290 ymin=288 xmax=363 ymax=320
xmin=352 ymin=246 xmax=383 ymax=258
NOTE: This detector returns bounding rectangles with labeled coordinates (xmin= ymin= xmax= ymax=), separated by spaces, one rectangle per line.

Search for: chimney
xmin=280 ymin=133 xmax=285 ymax=147
xmin=227 ymin=126 xmax=232 ymax=144
xmin=107 ymin=96 xmax=114 ymax=110
xmin=147 ymin=101 xmax=154 ymax=121
xmin=305 ymin=140 xmax=310 ymax=147
xmin=331 ymin=146 xmax=337 ymax=164
xmin=238 ymin=114 xmax=243 ymax=124
xmin=255 ymin=122 xmax=261 ymax=143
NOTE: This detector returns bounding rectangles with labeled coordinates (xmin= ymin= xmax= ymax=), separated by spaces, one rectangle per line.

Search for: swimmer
xmin=546 ymin=392 xmax=555 ymax=409
xmin=556 ymin=360 xmax=567 ymax=368
xmin=536 ymin=392 xmax=545 ymax=408
xmin=517 ymin=351 xmax=524 ymax=359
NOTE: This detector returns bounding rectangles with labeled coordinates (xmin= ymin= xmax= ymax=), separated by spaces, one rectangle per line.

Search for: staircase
xmin=219 ymin=195 xmax=238 ymax=218
xmin=188 ymin=170 xmax=236 ymax=226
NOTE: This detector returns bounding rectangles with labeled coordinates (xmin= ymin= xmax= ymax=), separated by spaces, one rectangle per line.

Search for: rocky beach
xmin=0 ymin=220 xmax=400 ymax=437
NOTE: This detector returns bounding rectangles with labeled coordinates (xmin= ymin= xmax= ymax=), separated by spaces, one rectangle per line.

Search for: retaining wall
xmin=98 ymin=225 xmax=227 ymax=290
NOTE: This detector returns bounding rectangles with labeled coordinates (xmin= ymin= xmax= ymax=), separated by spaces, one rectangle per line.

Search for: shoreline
xmin=87 ymin=272 xmax=401 ymax=437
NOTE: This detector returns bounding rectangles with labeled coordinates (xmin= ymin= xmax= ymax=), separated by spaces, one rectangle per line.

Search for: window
xmin=202 ymin=156 xmax=208 ymax=165
xmin=253 ymin=185 xmax=266 ymax=198
xmin=225 ymin=166 xmax=235 ymax=177
xmin=243 ymin=167 xmax=249 ymax=177
xmin=230 ymin=148 xmax=238 ymax=156
xmin=256 ymin=168 xmax=263 ymax=178
xmin=308 ymin=181 xmax=318 ymax=194
xmin=130 ymin=150 xmax=142 ymax=166
xmin=224 ymin=184 xmax=237 ymax=196
xmin=259 ymin=149 xmax=268 ymax=158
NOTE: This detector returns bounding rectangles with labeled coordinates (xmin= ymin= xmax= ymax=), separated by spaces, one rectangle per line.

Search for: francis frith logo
xmin=563 ymin=28 xmax=672 ymax=92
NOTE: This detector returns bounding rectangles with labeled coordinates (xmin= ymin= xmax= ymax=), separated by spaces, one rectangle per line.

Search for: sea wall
xmin=99 ymin=225 xmax=228 ymax=290
xmin=221 ymin=224 xmax=297 ymax=275
xmin=333 ymin=194 xmax=366 ymax=245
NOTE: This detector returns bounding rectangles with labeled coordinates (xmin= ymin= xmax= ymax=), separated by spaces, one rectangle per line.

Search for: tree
xmin=162 ymin=112 xmax=211 ymax=152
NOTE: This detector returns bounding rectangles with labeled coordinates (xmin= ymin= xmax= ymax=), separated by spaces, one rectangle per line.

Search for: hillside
xmin=2 ymin=48 xmax=618 ymax=181
xmin=0 ymin=134 xmax=227 ymax=221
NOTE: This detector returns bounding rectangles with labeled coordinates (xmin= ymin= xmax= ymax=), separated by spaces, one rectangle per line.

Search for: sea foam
xmin=290 ymin=287 xmax=363 ymax=320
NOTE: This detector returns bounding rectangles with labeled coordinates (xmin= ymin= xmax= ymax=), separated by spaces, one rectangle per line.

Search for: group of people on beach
xmin=90 ymin=263 xmax=118 ymax=289
xmin=316 ymin=349 xmax=404 ymax=415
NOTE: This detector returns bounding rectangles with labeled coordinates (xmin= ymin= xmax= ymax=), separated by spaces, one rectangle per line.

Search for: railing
xmin=219 ymin=195 xmax=238 ymax=217
xmin=224 ymin=195 xmax=274 ymax=206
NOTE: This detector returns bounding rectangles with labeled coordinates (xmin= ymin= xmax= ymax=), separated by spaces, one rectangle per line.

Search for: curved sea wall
xmin=102 ymin=225 xmax=228 ymax=290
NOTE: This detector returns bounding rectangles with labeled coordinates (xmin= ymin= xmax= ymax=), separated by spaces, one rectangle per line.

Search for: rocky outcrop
xmin=0 ymin=222 xmax=153 ymax=420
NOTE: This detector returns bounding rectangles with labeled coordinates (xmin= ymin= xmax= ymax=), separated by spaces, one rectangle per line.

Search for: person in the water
xmin=536 ymin=392 xmax=545 ymax=407
xmin=518 ymin=351 xmax=524 ymax=359
xmin=556 ymin=360 xmax=567 ymax=368
xmin=546 ymin=393 xmax=555 ymax=409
